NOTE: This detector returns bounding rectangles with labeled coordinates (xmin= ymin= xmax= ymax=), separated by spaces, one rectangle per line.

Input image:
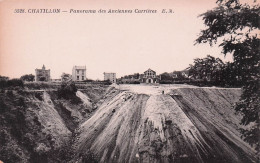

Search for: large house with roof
xmin=140 ymin=68 xmax=160 ymax=83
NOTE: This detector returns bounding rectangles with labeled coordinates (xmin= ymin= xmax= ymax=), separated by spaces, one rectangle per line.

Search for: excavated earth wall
xmin=0 ymin=85 xmax=257 ymax=163
xmin=0 ymin=85 xmax=119 ymax=163
xmin=72 ymin=87 xmax=257 ymax=163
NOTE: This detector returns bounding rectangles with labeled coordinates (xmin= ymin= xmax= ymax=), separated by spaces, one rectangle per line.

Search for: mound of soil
xmin=72 ymin=87 xmax=256 ymax=163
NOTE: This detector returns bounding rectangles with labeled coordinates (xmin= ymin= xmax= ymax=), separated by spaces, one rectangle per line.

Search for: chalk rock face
xmin=73 ymin=88 xmax=256 ymax=163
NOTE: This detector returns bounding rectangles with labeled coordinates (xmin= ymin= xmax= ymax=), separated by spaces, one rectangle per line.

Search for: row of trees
xmin=159 ymin=55 xmax=243 ymax=87
xmin=0 ymin=74 xmax=35 ymax=89
xmin=0 ymin=76 xmax=24 ymax=89
xmin=186 ymin=55 xmax=244 ymax=87
xmin=0 ymin=74 xmax=40 ymax=88
xmin=20 ymin=74 xmax=35 ymax=81
xmin=188 ymin=55 xmax=224 ymax=81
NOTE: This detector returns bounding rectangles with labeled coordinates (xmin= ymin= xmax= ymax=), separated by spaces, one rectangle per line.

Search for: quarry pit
xmin=0 ymin=84 xmax=257 ymax=163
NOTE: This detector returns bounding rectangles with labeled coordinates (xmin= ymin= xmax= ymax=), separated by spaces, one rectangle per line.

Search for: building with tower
xmin=35 ymin=65 xmax=51 ymax=82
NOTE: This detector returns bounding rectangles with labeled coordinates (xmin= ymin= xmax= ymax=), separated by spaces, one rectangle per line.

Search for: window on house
xmin=77 ymin=70 xmax=79 ymax=74
xmin=77 ymin=76 xmax=79 ymax=80
xmin=82 ymin=76 xmax=84 ymax=80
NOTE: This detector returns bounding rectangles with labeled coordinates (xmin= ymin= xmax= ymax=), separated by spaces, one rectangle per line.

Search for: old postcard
xmin=0 ymin=0 xmax=259 ymax=162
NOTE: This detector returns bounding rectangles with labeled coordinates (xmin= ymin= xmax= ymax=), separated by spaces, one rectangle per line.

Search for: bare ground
xmin=0 ymin=84 xmax=257 ymax=163
xmin=71 ymin=84 xmax=257 ymax=163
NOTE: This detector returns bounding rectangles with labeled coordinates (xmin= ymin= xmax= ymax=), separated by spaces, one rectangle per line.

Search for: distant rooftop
xmin=73 ymin=66 xmax=86 ymax=69
xmin=36 ymin=64 xmax=50 ymax=70
xmin=144 ymin=68 xmax=155 ymax=73
xmin=104 ymin=72 xmax=116 ymax=74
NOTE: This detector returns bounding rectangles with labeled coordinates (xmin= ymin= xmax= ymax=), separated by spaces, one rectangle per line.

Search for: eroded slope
xmin=0 ymin=85 xmax=119 ymax=163
xmin=73 ymin=87 xmax=256 ymax=163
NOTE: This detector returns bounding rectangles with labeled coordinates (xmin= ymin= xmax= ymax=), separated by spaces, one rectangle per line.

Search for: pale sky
xmin=0 ymin=0 xmax=234 ymax=80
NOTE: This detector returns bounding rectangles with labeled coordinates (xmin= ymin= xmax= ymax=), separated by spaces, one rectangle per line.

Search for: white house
xmin=72 ymin=66 xmax=86 ymax=81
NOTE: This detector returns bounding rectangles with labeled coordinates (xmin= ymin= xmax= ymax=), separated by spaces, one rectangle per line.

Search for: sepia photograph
xmin=0 ymin=0 xmax=259 ymax=162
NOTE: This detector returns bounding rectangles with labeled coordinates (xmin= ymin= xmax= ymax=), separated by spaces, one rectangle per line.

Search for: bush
xmin=103 ymin=80 xmax=112 ymax=85
xmin=0 ymin=76 xmax=23 ymax=89
xmin=0 ymin=80 xmax=7 ymax=88
xmin=57 ymin=81 xmax=81 ymax=104
xmin=6 ymin=79 xmax=24 ymax=88
xmin=20 ymin=74 xmax=35 ymax=82
xmin=58 ymin=82 xmax=77 ymax=98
